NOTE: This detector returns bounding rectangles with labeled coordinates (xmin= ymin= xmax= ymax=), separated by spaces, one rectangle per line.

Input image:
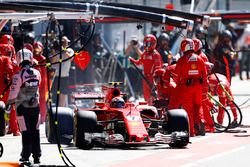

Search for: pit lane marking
xmin=190 ymin=133 xmax=219 ymax=142
xmin=180 ymin=145 xmax=248 ymax=167
xmin=164 ymin=153 xmax=196 ymax=160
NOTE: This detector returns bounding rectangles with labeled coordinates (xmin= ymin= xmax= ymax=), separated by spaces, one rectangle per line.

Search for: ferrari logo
xmin=191 ymin=64 xmax=197 ymax=69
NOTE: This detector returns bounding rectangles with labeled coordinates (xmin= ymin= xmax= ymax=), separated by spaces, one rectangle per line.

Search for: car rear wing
xmin=71 ymin=92 xmax=104 ymax=100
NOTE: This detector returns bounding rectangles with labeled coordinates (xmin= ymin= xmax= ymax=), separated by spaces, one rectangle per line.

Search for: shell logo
xmin=191 ymin=64 xmax=197 ymax=69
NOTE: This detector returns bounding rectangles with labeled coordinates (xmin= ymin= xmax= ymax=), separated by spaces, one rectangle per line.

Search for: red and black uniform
xmin=201 ymin=64 xmax=215 ymax=133
xmin=209 ymin=73 xmax=237 ymax=124
xmin=169 ymin=38 xmax=207 ymax=136
xmin=161 ymin=65 xmax=176 ymax=100
xmin=193 ymin=38 xmax=215 ymax=132
xmin=130 ymin=34 xmax=163 ymax=104
xmin=0 ymin=44 xmax=20 ymax=135
xmin=130 ymin=50 xmax=162 ymax=103
xmin=0 ymin=54 xmax=13 ymax=103
xmin=33 ymin=42 xmax=47 ymax=123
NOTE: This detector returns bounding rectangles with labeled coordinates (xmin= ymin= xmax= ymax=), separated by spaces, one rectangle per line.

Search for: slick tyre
xmin=46 ymin=107 xmax=74 ymax=145
xmin=166 ymin=109 xmax=189 ymax=148
xmin=74 ymin=111 xmax=97 ymax=150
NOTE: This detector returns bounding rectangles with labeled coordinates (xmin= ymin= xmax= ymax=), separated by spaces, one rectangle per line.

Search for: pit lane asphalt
xmin=0 ymin=75 xmax=249 ymax=167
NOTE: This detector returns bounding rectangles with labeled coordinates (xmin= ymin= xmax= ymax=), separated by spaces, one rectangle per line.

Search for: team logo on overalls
xmin=191 ymin=64 xmax=197 ymax=69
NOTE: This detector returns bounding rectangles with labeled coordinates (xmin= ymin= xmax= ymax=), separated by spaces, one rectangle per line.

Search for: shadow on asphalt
xmin=233 ymin=134 xmax=250 ymax=137
xmin=59 ymin=143 xmax=189 ymax=151
xmin=226 ymin=129 xmax=247 ymax=133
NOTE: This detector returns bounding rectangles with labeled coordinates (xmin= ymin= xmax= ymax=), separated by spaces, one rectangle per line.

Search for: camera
xmin=131 ymin=40 xmax=138 ymax=46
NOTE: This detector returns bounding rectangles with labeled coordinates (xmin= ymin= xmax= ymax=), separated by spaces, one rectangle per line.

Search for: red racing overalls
xmin=130 ymin=50 xmax=163 ymax=104
xmin=208 ymin=73 xmax=237 ymax=124
xmin=34 ymin=55 xmax=48 ymax=123
xmin=169 ymin=53 xmax=207 ymax=136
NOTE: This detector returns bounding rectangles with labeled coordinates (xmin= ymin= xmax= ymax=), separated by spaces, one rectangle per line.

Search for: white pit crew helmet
xmin=16 ymin=48 xmax=33 ymax=66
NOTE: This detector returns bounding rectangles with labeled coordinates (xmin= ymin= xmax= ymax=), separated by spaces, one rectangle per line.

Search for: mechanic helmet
xmin=158 ymin=33 xmax=170 ymax=42
xmin=0 ymin=44 xmax=15 ymax=58
xmin=0 ymin=44 xmax=9 ymax=56
xmin=193 ymin=38 xmax=203 ymax=52
xmin=221 ymin=30 xmax=232 ymax=39
xmin=16 ymin=48 xmax=33 ymax=66
xmin=153 ymin=68 xmax=165 ymax=85
xmin=143 ymin=34 xmax=157 ymax=52
xmin=33 ymin=41 xmax=44 ymax=55
xmin=205 ymin=62 xmax=214 ymax=74
xmin=158 ymin=33 xmax=170 ymax=49
xmin=110 ymin=96 xmax=125 ymax=108
xmin=0 ymin=34 xmax=14 ymax=45
xmin=180 ymin=38 xmax=194 ymax=53
xmin=195 ymin=26 xmax=207 ymax=39
xmin=25 ymin=32 xmax=35 ymax=44
xmin=23 ymin=43 xmax=34 ymax=53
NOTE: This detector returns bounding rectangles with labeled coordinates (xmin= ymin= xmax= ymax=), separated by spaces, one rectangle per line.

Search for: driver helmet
xmin=110 ymin=96 xmax=125 ymax=108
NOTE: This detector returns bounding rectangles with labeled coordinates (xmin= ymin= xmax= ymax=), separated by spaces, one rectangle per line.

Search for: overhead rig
xmin=0 ymin=1 xmax=209 ymax=31
xmin=201 ymin=10 xmax=250 ymax=23
xmin=0 ymin=12 xmax=93 ymax=22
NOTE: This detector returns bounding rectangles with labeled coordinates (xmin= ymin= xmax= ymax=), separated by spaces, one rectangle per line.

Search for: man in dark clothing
xmin=157 ymin=33 xmax=172 ymax=65
xmin=213 ymin=30 xmax=236 ymax=83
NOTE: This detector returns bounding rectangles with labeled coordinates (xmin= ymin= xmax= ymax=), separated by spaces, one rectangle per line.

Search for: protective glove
xmin=129 ymin=57 xmax=136 ymax=64
xmin=4 ymin=103 xmax=11 ymax=121
xmin=4 ymin=78 xmax=10 ymax=85
xmin=4 ymin=112 xmax=10 ymax=121
xmin=3 ymin=73 xmax=10 ymax=85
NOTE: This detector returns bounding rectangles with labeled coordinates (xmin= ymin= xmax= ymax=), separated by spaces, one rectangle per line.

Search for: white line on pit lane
xmin=180 ymin=145 xmax=248 ymax=167
xmin=190 ymin=133 xmax=220 ymax=142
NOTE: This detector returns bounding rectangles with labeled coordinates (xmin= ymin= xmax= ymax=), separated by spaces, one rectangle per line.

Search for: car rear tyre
xmin=74 ymin=111 xmax=97 ymax=150
xmin=46 ymin=107 xmax=74 ymax=145
xmin=166 ymin=109 xmax=189 ymax=148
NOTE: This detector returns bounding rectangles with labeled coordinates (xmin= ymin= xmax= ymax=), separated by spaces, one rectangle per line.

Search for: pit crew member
xmin=7 ymin=49 xmax=41 ymax=164
xmin=129 ymin=34 xmax=163 ymax=104
xmin=33 ymin=41 xmax=47 ymax=123
xmin=193 ymin=39 xmax=215 ymax=133
xmin=169 ymin=38 xmax=207 ymax=136
xmin=208 ymin=73 xmax=238 ymax=127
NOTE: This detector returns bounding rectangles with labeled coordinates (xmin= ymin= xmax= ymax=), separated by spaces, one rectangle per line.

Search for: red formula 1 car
xmin=46 ymin=82 xmax=189 ymax=149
